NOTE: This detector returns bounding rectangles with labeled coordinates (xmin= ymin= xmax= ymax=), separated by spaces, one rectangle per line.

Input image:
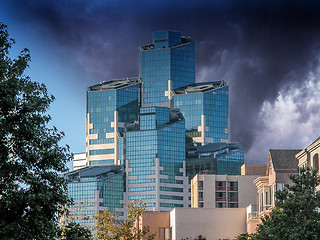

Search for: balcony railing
xmin=216 ymin=197 xmax=226 ymax=201
xmin=216 ymin=186 xmax=226 ymax=191
xmin=228 ymin=186 xmax=238 ymax=191
xmin=228 ymin=197 xmax=238 ymax=202
xmin=247 ymin=211 xmax=259 ymax=220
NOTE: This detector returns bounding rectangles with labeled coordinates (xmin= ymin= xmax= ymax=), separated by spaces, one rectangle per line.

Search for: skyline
xmin=2 ymin=0 xmax=320 ymax=165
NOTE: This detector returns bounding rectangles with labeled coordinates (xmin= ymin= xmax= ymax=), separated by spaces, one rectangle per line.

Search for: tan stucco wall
xmin=170 ymin=208 xmax=246 ymax=240
xmin=246 ymin=218 xmax=260 ymax=234
xmin=241 ymin=164 xmax=267 ymax=176
xmin=141 ymin=212 xmax=170 ymax=240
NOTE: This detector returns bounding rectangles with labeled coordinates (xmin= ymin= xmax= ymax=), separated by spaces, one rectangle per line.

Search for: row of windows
xmin=89 ymin=149 xmax=114 ymax=155
xmin=160 ymin=179 xmax=183 ymax=184
xmin=160 ymin=203 xmax=183 ymax=208
xmin=89 ymin=160 xmax=114 ymax=166
xmin=129 ymin=186 xmax=155 ymax=192
xmin=128 ymin=195 xmax=155 ymax=200
xmin=128 ymin=178 xmax=156 ymax=184
xmin=216 ymin=202 xmax=238 ymax=208
xmin=160 ymin=195 xmax=183 ymax=200
xmin=160 ymin=186 xmax=183 ymax=192
xmin=89 ymin=138 xmax=114 ymax=144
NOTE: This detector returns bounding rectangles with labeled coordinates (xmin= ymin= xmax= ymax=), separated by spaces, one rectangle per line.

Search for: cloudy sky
xmin=2 ymin=0 xmax=320 ymax=165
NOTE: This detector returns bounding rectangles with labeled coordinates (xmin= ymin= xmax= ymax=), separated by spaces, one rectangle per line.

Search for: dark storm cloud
xmin=6 ymin=0 xmax=320 ymax=162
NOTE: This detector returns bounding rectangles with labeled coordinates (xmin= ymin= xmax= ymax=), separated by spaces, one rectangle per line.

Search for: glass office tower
xmin=63 ymin=165 xmax=125 ymax=229
xmin=173 ymin=81 xmax=230 ymax=148
xmin=86 ymin=78 xmax=141 ymax=166
xmin=68 ymin=31 xmax=244 ymax=223
xmin=139 ymin=31 xmax=195 ymax=107
xmin=126 ymin=107 xmax=188 ymax=211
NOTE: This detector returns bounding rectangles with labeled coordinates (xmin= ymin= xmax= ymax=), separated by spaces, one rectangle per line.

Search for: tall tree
xmin=0 ymin=23 xmax=72 ymax=239
xmin=94 ymin=200 xmax=155 ymax=240
xmin=238 ymin=168 xmax=320 ymax=240
xmin=62 ymin=222 xmax=92 ymax=240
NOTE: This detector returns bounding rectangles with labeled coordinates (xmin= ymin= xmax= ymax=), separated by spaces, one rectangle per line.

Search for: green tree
xmin=94 ymin=200 xmax=155 ymax=240
xmin=0 ymin=22 xmax=71 ymax=239
xmin=238 ymin=168 xmax=320 ymax=240
xmin=62 ymin=222 xmax=92 ymax=240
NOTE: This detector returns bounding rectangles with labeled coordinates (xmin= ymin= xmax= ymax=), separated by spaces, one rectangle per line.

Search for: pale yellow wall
xmin=191 ymin=174 xmax=199 ymax=208
xmin=170 ymin=208 xmax=247 ymax=240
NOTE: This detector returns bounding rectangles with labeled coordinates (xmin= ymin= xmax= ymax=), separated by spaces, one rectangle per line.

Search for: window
xmin=228 ymin=181 xmax=238 ymax=191
xmin=198 ymin=191 xmax=203 ymax=201
xmin=313 ymin=154 xmax=319 ymax=171
xmin=216 ymin=202 xmax=226 ymax=208
xmin=216 ymin=181 xmax=226 ymax=191
xmin=216 ymin=192 xmax=226 ymax=202
xmin=198 ymin=181 xmax=203 ymax=190
xmin=228 ymin=192 xmax=238 ymax=202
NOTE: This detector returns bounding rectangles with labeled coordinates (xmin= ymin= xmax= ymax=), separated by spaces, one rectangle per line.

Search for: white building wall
xmin=73 ymin=152 xmax=87 ymax=170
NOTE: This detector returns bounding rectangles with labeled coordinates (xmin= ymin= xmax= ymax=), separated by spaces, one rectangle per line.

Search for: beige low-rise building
xmin=296 ymin=137 xmax=320 ymax=170
xmin=241 ymin=164 xmax=266 ymax=176
xmin=141 ymin=208 xmax=247 ymax=240
xmin=246 ymin=149 xmax=300 ymax=233
xmin=191 ymin=174 xmax=260 ymax=209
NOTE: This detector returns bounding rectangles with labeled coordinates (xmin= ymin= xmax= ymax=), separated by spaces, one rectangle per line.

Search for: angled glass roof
xmin=173 ymin=81 xmax=227 ymax=95
xmin=87 ymin=77 xmax=141 ymax=91
xmin=197 ymin=142 xmax=243 ymax=153
xmin=64 ymin=165 xmax=123 ymax=180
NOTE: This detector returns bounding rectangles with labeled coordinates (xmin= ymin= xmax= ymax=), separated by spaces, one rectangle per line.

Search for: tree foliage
xmin=0 ymin=22 xmax=72 ymax=239
xmin=239 ymin=168 xmax=320 ymax=240
xmin=94 ymin=200 xmax=155 ymax=240
xmin=61 ymin=222 xmax=92 ymax=240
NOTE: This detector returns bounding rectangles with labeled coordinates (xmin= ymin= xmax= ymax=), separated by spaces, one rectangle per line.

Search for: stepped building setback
xmin=65 ymin=31 xmax=245 ymax=227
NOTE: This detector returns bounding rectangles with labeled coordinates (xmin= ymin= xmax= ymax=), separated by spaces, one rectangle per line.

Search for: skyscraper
xmin=139 ymin=31 xmax=195 ymax=108
xmin=66 ymin=30 xmax=244 ymax=224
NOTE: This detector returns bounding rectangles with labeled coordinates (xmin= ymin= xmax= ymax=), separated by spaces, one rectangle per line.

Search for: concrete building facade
xmin=191 ymin=174 xmax=259 ymax=209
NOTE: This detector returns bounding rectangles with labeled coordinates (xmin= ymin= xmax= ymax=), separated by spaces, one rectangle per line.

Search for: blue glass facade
xmin=186 ymin=142 xmax=245 ymax=180
xmin=65 ymin=166 xmax=125 ymax=226
xmin=174 ymin=81 xmax=230 ymax=147
xmin=126 ymin=108 xmax=187 ymax=211
xmin=139 ymin=31 xmax=195 ymax=107
xmin=86 ymin=78 xmax=141 ymax=166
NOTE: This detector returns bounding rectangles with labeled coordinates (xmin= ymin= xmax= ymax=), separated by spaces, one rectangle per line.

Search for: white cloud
xmin=246 ymin=71 xmax=320 ymax=163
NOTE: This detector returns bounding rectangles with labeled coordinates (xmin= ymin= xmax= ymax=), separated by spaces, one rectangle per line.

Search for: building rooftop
xmin=269 ymin=149 xmax=301 ymax=170
xmin=197 ymin=142 xmax=242 ymax=153
xmin=64 ymin=165 xmax=123 ymax=182
xmin=87 ymin=77 xmax=141 ymax=91
xmin=173 ymin=81 xmax=227 ymax=95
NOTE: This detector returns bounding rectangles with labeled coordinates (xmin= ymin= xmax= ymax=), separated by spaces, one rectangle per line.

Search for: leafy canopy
xmin=94 ymin=200 xmax=155 ymax=240
xmin=62 ymin=222 xmax=92 ymax=240
xmin=238 ymin=168 xmax=320 ymax=240
xmin=0 ymin=22 xmax=72 ymax=239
